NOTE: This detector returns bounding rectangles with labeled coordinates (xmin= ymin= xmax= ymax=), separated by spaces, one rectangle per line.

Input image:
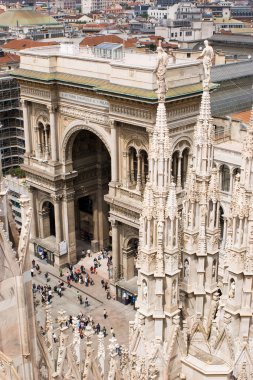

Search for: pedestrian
xmin=101 ymin=279 xmax=105 ymax=288
xmin=102 ymin=326 xmax=107 ymax=337
xmin=31 ymin=268 xmax=34 ymax=277
xmin=67 ymin=278 xmax=71 ymax=287
xmin=110 ymin=327 xmax=115 ymax=337
xmin=81 ymin=249 xmax=85 ymax=258
xmin=87 ymin=249 xmax=91 ymax=257
xmin=79 ymin=295 xmax=83 ymax=305
xmin=106 ymin=290 xmax=111 ymax=300
xmin=103 ymin=309 xmax=107 ymax=319
xmin=104 ymin=282 xmax=108 ymax=291
xmin=32 ymin=259 xmax=35 ymax=268
xmin=96 ymin=323 xmax=100 ymax=334
xmin=85 ymin=297 xmax=89 ymax=307
xmin=52 ymin=332 xmax=57 ymax=343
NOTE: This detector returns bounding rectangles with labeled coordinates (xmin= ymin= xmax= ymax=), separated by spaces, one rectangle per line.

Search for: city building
xmin=0 ymin=8 xmax=64 ymax=40
xmin=12 ymin=44 xmax=205 ymax=270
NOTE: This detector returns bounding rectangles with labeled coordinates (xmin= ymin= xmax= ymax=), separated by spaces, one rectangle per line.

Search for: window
xmin=220 ymin=165 xmax=230 ymax=192
xmin=185 ymin=31 xmax=192 ymax=36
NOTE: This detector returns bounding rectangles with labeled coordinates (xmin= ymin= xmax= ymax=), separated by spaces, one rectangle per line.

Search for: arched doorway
xmin=72 ymin=129 xmax=111 ymax=250
xmin=122 ymin=237 xmax=139 ymax=280
xmin=41 ymin=201 xmax=55 ymax=237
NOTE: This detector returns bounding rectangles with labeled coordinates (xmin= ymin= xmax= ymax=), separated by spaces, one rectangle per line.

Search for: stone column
xmin=62 ymin=192 xmax=76 ymax=264
xmin=111 ymin=220 xmax=119 ymax=282
xmin=136 ymin=153 xmax=142 ymax=191
xmin=229 ymin=168 xmax=233 ymax=194
xmin=44 ymin=125 xmax=49 ymax=160
xmin=123 ymin=151 xmax=129 ymax=187
xmin=177 ymin=154 xmax=182 ymax=191
xmin=110 ymin=122 xmax=118 ymax=183
xmin=92 ymin=194 xmax=98 ymax=242
xmin=53 ymin=195 xmax=62 ymax=247
xmin=48 ymin=105 xmax=58 ymax=162
xmin=21 ymin=99 xmax=31 ymax=154
xmin=34 ymin=126 xmax=40 ymax=158
xmin=29 ymin=187 xmax=38 ymax=239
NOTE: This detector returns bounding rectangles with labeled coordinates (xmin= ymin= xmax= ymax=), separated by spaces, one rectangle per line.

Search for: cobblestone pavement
xmin=31 ymin=248 xmax=136 ymax=349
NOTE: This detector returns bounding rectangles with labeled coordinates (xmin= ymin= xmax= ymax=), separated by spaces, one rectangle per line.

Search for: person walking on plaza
xmin=110 ymin=327 xmax=115 ymax=337
xmin=85 ymin=297 xmax=89 ymax=307
xmin=32 ymin=259 xmax=35 ymax=268
xmin=31 ymin=268 xmax=34 ymax=277
xmin=52 ymin=332 xmax=57 ymax=343
xmin=103 ymin=309 xmax=107 ymax=319
xmin=95 ymin=323 xmax=100 ymax=334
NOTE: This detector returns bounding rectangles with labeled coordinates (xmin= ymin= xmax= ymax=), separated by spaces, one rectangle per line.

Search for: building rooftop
xmin=11 ymin=45 xmax=208 ymax=102
xmin=2 ymin=39 xmax=59 ymax=51
xmin=231 ymin=109 xmax=252 ymax=124
xmin=0 ymin=9 xmax=58 ymax=28
xmin=210 ymin=33 xmax=253 ymax=45
xmin=211 ymin=60 xmax=253 ymax=82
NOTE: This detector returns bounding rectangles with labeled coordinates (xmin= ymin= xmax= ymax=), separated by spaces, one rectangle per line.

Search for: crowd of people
xmin=32 ymin=247 xmax=125 ymax=355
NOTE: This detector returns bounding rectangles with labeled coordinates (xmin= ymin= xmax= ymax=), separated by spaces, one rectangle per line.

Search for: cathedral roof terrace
xmin=12 ymin=44 xmax=212 ymax=103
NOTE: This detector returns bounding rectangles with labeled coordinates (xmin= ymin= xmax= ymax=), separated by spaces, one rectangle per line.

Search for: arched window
xmin=220 ymin=165 xmax=230 ymax=192
xmin=129 ymin=147 xmax=137 ymax=184
xmin=172 ymin=151 xmax=179 ymax=185
xmin=139 ymin=150 xmax=148 ymax=186
xmin=37 ymin=121 xmax=50 ymax=160
xmin=181 ymin=148 xmax=189 ymax=189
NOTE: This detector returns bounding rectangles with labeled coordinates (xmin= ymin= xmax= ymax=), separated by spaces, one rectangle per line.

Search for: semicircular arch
xmin=62 ymin=120 xmax=111 ymax=162
xmin=39 ymin=196 xmax=55 ymax=212
xmin=172 ymin=136 xmax=192 ymax=153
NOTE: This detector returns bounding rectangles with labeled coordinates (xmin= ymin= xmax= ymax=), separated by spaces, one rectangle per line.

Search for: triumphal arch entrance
xmin=14 ymin=44 xmax=204 ymax=284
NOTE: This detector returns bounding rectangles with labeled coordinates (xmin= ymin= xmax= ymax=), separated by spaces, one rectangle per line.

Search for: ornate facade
xmin=2 ymin=44 xmax=253 ymax=379
xmin=13 ymin=45 xmax=203 ymax=281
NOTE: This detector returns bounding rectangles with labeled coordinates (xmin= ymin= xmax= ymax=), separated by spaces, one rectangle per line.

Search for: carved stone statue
xmin=197 ymin=40 xmax=214 ymax=86
xmin=142 ymin=281 xmax=148 ymax=303
xmin=153 ymin=45 xmax=169 ymax=101
xmin=184 ymin=259 xmax=189 ymax=279
xmin=229 ymin=279 xmax=236 ymax=299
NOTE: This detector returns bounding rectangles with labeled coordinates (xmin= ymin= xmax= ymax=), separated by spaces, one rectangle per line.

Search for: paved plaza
xmin=31 ymin=246 xmax=136 ymax=350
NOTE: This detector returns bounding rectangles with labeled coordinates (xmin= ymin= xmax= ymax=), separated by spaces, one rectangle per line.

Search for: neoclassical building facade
xmin=12 ymin=45 xmax=240 ymax=284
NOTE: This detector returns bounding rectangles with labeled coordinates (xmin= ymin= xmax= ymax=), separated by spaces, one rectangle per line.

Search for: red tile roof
xmin=80 ymin=35 xmax=137 ymax=48
xmin=84 ymin=23 xmax=110 ymax=28
xmin=0 ymin=53 xmax=20 ymax=65
xmin=2 ymin=39 xmax=58 ymax=51
xmin=231 ymin=110 xmax=252 ymax=124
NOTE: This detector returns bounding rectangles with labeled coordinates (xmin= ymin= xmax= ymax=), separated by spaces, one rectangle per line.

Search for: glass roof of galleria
xmin=12 ymin=68 xmax=218 ymax=103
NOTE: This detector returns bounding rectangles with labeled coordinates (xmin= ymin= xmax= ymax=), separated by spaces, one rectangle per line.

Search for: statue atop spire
xmin=153 ymin=40 xmax=169 ymax=101
xmin=197 ymin=40 xmax=214 ymax=89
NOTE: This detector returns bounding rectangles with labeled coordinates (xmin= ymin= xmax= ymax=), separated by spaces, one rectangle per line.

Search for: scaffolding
xmin=0 ymin=75 xmax=24 ymax=173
